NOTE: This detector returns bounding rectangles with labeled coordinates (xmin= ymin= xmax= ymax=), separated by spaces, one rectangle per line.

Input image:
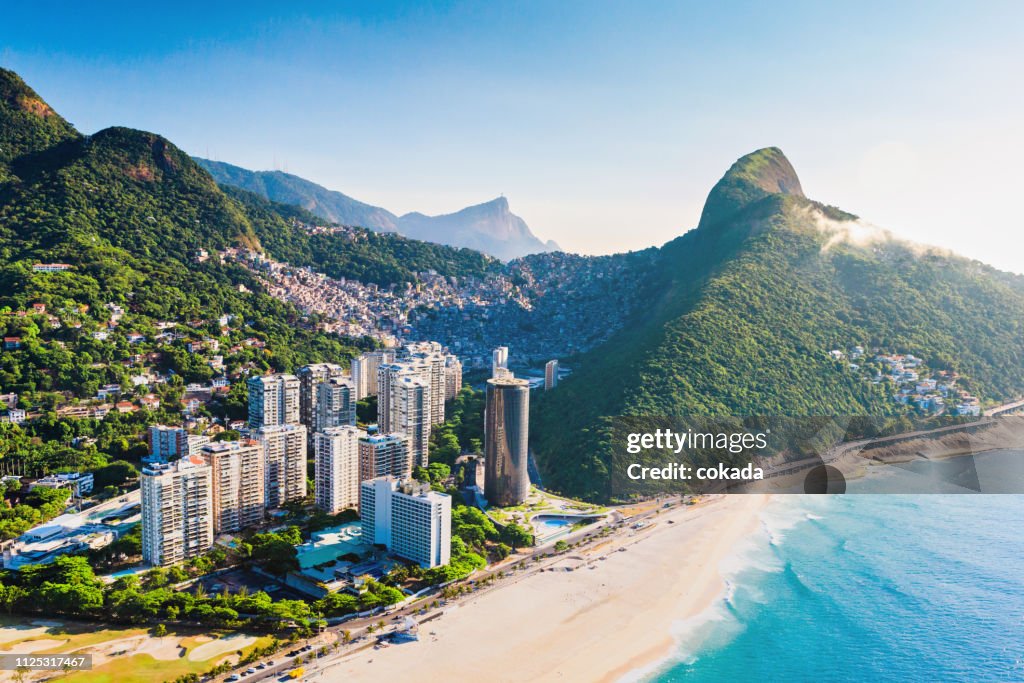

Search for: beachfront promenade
xmin=209 ymin=498 xmax=679 ymax=682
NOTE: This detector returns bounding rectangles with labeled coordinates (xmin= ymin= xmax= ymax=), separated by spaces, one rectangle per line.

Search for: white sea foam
xmin=620 ymin=497 xmax=799 ymax=682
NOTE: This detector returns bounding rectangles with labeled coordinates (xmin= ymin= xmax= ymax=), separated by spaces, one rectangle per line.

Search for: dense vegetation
xmin=0 ymin=555 xmax=319 ymax=632
xmin=313 ymin=579 xmax=404 ymax=618
xmin=427 ymin=385 xmax=485 ymax=466
xmin=533 ymin=149 xmax=1024 ymax=500
xmin=226 ymin=186 xmax=501 ymax=286
xmin=0 ymin=66 xmax=491 ymax=510
xmin=196 ymin=157 xmax=400 ymax=231
xmin=0 ymin=67 xmax=493 ymax=420
xmin=0 ymin=70 xmax=80 ymax=177
xmin=0 ymin=73 xmax=370 ymax=395
xmin=0 ymin=485 xmax=71 ymax=540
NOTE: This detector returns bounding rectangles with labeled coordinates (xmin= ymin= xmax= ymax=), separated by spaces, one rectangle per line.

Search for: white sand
xmin=0 ymin=638 xmax=66 ymax=654
xmin=326 ymin=494 xmax=769 ymax=682
xmin=135 ymin=635 xmax=186 ymax=660
xmin=188 ymin=633 xmax=258 ymax=662
xmin=0 ymin=625 xmax=50 ymax=646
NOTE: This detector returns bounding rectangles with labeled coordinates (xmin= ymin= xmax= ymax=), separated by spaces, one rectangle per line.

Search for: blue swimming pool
xmin=540 ymin=518 xmax=570 ymax=529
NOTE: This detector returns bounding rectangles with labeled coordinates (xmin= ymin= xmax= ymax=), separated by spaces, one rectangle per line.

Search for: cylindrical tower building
xmin=484 ymin=377 xmax=530 ymax=506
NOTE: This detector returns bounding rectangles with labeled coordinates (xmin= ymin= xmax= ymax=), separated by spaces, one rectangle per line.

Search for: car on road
xmin=225 ymin=676 xmax=239 ymax=682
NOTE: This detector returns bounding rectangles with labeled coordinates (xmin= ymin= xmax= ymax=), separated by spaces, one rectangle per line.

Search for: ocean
xmin=646 ymin=466 xmax=1024 ymax=681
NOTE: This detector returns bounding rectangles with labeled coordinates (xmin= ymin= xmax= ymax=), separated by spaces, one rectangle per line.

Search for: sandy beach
xmin=326 ymin=494 xmax=770 ymax=683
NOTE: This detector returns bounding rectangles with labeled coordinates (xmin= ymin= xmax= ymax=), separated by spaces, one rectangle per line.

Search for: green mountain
xmin=0 ymin=70 xmax=79 ymax=178
xmin=0 ymin=67 xmax=497 ymax=401
xmin=222 ymin=185 xmax=501 ymax=286
xmin=195 ymin=158 xmax=401 ymax=232
xmin=531 ymin=147 xmax=1024 ymax=501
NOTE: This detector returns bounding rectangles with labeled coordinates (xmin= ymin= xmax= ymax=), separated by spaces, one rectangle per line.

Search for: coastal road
xmin=761 ymin=407 xmax=1024 ymax=482
xmin=228 ymin=498 xmax=679 ymax=682
xmin=285 ymin=498 xmax=689 ymax=680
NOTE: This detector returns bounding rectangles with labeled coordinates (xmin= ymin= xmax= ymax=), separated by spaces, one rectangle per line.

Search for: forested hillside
xmin=0 ymin=69 xmax=369 ymax=395
xmin=225 ymin=185 xmax=502 ymax=286
xmin=532 ymin=148 xmax=1024 ymax=500
xmin=0 ymin=67 xmax=500 ymax=403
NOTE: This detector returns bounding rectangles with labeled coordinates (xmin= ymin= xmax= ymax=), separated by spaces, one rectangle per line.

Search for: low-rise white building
xmin=31 ymin=471 xmax=94 ymax=497
xmin=360 ymin=477 xmax=451 ymax=568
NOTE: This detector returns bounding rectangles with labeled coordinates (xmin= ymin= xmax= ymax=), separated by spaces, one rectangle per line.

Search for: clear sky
xmin=3 ymin=1 xmax=1022 ymax=272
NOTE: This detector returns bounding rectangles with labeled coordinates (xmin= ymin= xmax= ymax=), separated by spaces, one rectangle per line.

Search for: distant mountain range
xmin=194 ymin=158 xmax=560 ymax=261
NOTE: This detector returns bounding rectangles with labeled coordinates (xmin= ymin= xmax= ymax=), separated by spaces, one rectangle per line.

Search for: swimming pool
xmin=532 ymin=515 xmax=583 ymax=543
xmin=539 ymin=518 xmax=571 ymax=529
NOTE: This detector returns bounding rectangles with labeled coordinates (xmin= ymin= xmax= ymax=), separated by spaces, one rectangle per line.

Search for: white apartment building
xmin=360 ymin=477 xmax=392 ymax=544
xmin=377 ymin=362 xmax=425 ymax=430
xmin=444 ymin=354 xmax=463 ymax=400
xmin=545 ymin=359 xmax=559 ymax=390
xmin=200 ymin=440 xmax=265 ymax=533
xmin=358 ymin=432 xmax=411 ymax=481
xmin=404 ymin=347 xmax=446 ymax=426
xmin=316 ymin=376 xmax=356 ymax=430
xmin=255 ymin=424 xmax=308 ymax=508
xmin=360 ymin=477 xmax=451 ymax=568
xmin=351 ymin=350 xmax=395 ymax=399
xmin=247 ymin=374 xmax=300 ymax=428
xmin=297 ymin=363 xmax=345 ymax=431
xmin=187 ymin=433 xmax=211 ymax=456
xmin=392 ymin=374 xmax=431 ymax=469
xmin=314 ymin=425 xmax=366 ymax=514
xmin=140 ymin=456 xmax=213 ymax=566
xmin=492 ymin=346 xmax=509 ymax=377
xmin=148 ymin=427 xmax=207 ymax=461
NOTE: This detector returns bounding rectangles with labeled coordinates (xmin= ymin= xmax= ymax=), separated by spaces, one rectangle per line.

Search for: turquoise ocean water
xmin=644 ymin=455 xmax=1024 ymax=682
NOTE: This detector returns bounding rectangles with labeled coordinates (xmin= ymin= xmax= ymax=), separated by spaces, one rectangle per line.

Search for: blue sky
xmin=3 ymin=2 xmax=1022 ymax=271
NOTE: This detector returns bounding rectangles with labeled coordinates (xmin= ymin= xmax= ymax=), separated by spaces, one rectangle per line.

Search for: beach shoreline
xmin=326 ymin=494 xmax=771 ymax=682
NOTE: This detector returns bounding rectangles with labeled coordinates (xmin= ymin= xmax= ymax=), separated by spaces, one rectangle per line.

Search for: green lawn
xmin=0 ymin=616 xmax=273 ymax=683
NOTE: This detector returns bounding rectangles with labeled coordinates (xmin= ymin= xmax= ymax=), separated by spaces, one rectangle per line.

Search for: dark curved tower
xmin=484 ymin=377 xmax=530 ymax=506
